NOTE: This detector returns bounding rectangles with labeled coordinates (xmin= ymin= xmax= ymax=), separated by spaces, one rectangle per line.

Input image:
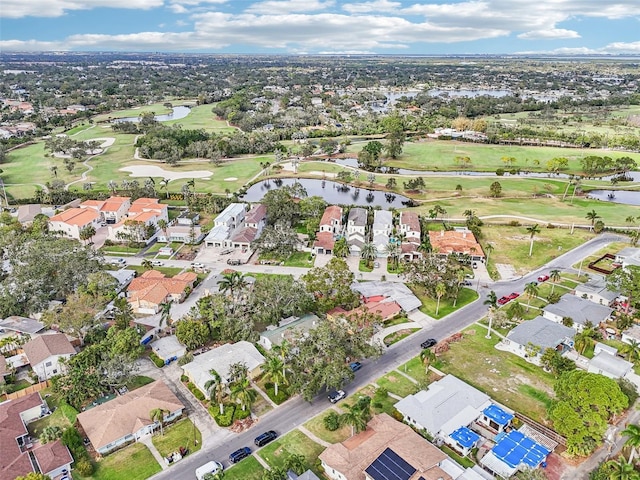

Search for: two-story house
xmin=204 ymin=203 xmax=247 ymax=248
xmin=22 ymin=333 xmax=75 ymax=382
xmin=398 ymin=211 xmax=421 ymax=260
xmin=346 ymin=207 xmax=367 ymax=256
xmin=49 ymin=207 xmax=101 ymax=240
xmin=372 ymin=210 xmax=393 ymax=257
xmin=314 ymin=206 xmax=343 ymax=255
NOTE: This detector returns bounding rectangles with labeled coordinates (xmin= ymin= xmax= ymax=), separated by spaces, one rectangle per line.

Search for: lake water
xmin=588 ymin=190 xmax=640 ymax=206
xmin=241 ymin=178 xmax=412 ymax=208
xmin=114 ymin=105 xmax=191 ymax=123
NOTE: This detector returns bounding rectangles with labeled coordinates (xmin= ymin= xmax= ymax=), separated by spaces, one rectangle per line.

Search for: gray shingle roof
xmin=543 ymin=295 xmax=613 ymax=326
xmin=589 ymin=352 xmax=633 ymax=378
xmin=352 ymin=281 xmax=421 ymax=312
xmin=348 ymin=207 xmax=367 ymax=226
xmin=574 ymin=275 xmax=619 ymax=302
xmin=507 ymin=316 xmax=574 ymax=350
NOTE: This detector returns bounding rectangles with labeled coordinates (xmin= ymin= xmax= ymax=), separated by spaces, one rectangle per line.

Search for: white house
xmin=615 ymin=247 xmax=640 ymax=268
xmin=500 ymin=316 xmax=575 ymax=363
xmin=587 ymin=342 xmax=633 ymax=379
xmin=395 ymin=374 xmax=492 ymax=438
xmin=215 ymin=203 xmax=246 ymax=230
xmin=259 ymin=315 xmax=318 ymax=350
xmin=372 ymin=210 xmax=393 ymax=257
xmin=542 ymin=295 xmax=613 ymax=332
xmin=182 ymin=341 xmax=265 ymax=394
xmin=49 ymin=207 xmax=101 ymax=240
xmin=318 ymin=206 xmax=342 ymax=234
xmin=346 ymin=207 xmax=367 ymax=256
xmin=22 ymin=333 xmax=75 ymax=381
xmin=574 ymin=274 xmax=619 ymax=306
xmin=80 ymin=196 xmax=131 ymax=224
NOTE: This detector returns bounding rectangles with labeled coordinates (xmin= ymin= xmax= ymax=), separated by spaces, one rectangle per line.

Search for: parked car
xmin=227 ymin=259 xmax=242 ymax=265
xmin=472 ymin=262 xmax=478 ymax=269
xmin=538 ymin=274 xmax=550 ymax=282
xmin=229 ymin=447 xmax=251 ymax=464
xmin=191 ymin=262 xmax=206 ymax=269
xmin=507 ymin=292 xmax=520 ymax=300
xmin=497 ymin=296 xmax=510 ymax=305
xmin=195 ymin=461 xmax=223 ymax=480
xmin=328 ymin=390 xmax=346 ymax=403
xmin=254 ymin=430 xmax=278 ymax=447
xmin=109 ymin=258 xmax=126 ymax=266
xmin=420 ymin=338 xmax=437 ymax=349
xmin=373 ymin=261 xmax=380 ymax=268
xmin=463 ymin=280 xmax=473 ymax=287
xmin=151 ymin=260 xmax=164 ymax=266
xmin=349 ymin=361 xmax=362 ymax=372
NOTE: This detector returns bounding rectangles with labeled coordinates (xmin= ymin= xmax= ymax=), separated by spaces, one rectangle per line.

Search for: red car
xmin=537 ymin=274 xmax=550 ymax=282
xmin=498 ymin=296 xmax=510 ymax=305
xmin=507 ymin=292 xmax=520 ymax=300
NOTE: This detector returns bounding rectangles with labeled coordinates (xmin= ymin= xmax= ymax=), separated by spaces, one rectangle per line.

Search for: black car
xmin=229 ymin=447 xmax=251 ymax=464
xmin=420 ymin=338 xmax=437 ymax=349
xmin=349 ymin=362 xmax=362 ymax=372
xmin=254 ymin=430 xmax=278 ymax=447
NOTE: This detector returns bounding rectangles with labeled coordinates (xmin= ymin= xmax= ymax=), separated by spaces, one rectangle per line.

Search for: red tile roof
xmin=429 ymin=230 xmax=485 ymax=257
xmin=314 ymin=231 xmax=335 ymax=250
xmin=32 ymin=440 xmax=72 ymax=475
xmin=50 ymin=208 xmax=99 ymax=227
xmin=128 ymin=270 xmax=197 ymax=307
xmin=320 ymin=206 xmax=342 ymax=226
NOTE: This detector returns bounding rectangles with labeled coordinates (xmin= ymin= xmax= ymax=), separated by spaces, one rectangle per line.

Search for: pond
xmin=241 ymin=178 xmax=413 ymax=208
xmin=588 ymin=190 xmax=640 ymax=206
xmin=113 ymin=105 xmax=191 ymax=123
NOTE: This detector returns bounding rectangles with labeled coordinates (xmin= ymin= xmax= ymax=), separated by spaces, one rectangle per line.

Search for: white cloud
xmin=518 ymin=41 xmax=640 ymax=55
xmin=342 ymin=0 xmax=401 ymax=14
xmin=518 ymin=29 xmax=581 ymax=40
xmin=603 ymin=41 xmax=640 ymax=53
xmin=1 ymin=0 xmax=162 ymax=18
xmin=245 ymin=0 xmax=335 ymax=14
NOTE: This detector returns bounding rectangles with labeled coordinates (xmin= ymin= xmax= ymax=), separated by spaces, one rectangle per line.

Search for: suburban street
xmin=145 ymin=232 xmax=625 ymax=480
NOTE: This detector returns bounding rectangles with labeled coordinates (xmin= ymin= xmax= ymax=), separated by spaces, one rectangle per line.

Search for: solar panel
xmin=365 ymin=447 xmax=417 ymax=480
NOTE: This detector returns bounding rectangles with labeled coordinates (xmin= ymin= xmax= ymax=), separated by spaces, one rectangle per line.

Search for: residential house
xmin=49 ymin=207 xmax=101 ymax=240
xmin=395 ymin=374 xmax=492 ymax=439
xmin=477 ymin=404 xmax=515 ymax=434
xmin=372 ymin=210 xmax=393 ymax=257
xmin=429 ymin=229 xmax=485 ymax=262
xmin=542 ymin=295 xmax=613 ymax=332
xmin=574 ymin=274 xmax=619 ymax=306
xmin=399 ymin=211 xmax=421 ymax=260
xmin=346 ymin=207 xmax=367 ymax=256
xmin=0 ymin=392 xmax=73 ymax=480
xmin=182 ymin=341 xmax=265 ymax=395
xmin=615 ymin=247 xmax=640 ymax=268
xmin=328 ymin=297 xmax=402 ymax=324
xmin=259 ymin=315 xmax=319 ymax=350
xmin=352 ymin=281 xmax=422 ymax=313
xmin=587 ymin=342 xmax=633 ymax=379
xmin=108 ymin=198 xmax=168 ymax=242
xmin=244 ymin=204 xmax=268 ymax=232
xmin=80 ymin=196 xmax=131 ymax=224
xmin=77 ymin=380 xmax=184 ymax=455
xmin=480 ymin=430 xmax=550 ymax=478
xmin=15 ymin=204 xmax=42 ymax=226
xmin=22 ymin=333 xmax=75 ymax=381
xmin=313 ymin=231 xmax=336 ymax=255
xmin=622 ymin=325 xmax=640 ymax=346
xmin=157 ymin=211 xmax=205 ymax=244
xmin=0 ymin=316 xmax=45 ymax=336
xmin=319 ymin=413 xmax=451 ymax=480
xmin=204 ymin=203 xmax=247 ymax=248
xmin=150 ymin=336 xmax=186 ymax=365
xmin=229 ymin=203 xmax=268 ymax=250
xmin=318 ymin=206 xmax=343 ymax=234
xmin=127 ymin=270 xmax=197 ymax=314
xmin=500 ymin=316 xmax=575 ymax=363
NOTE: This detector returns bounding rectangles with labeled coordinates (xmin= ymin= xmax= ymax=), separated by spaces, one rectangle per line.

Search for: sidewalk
xmin=139 ymin=435 xmax=167 ymax=470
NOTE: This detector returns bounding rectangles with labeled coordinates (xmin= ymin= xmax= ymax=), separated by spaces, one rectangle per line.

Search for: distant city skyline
xmin=1 ymin=0 xmax=639 ymax=55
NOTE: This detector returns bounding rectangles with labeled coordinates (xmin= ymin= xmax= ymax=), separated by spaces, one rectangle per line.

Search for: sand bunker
xmin=224 ymin=177 xmax=238 ymax=181
xmin=120 ymin=165 xmax=213 ymax=181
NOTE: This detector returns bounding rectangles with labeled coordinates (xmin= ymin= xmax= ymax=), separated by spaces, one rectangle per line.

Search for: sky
xmin=0 ymin=0 xmax=639 ymax=55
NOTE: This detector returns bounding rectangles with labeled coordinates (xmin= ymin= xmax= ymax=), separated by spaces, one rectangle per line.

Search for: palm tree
xmin=108 ymin=180 xmax=119 ymax=194
xmin=157 ymin=218 xmax=168 ymax=240
xmin=483 ymin=291 xmax=498 ymax=339
xmin=219 ymin=271 xmax=247 ymax=303
xmin=141 ymin=259 xmax=153 ymax=270
xmin=435 ymin=282 xmax=447 ymax=316
xmin=230 ymin=376 xmax=257 ymax=411
xmin=586 ymin=209 xmax=601 ymax=230
xmin=159 ymin=300 xmax=173 ymax=330
xmin=605 ymin=457 xmax=640 ymax=480
xmin=484 ymin=243 xmax=494 ymax=264
xmin=626 ymin=216 xmax=637 ymax=225
xmin=333 ymin=237 xmax=349 ymax=258
xmin=283 ymin=453 xmax=307 ymax=476
xmin=150 ymin=408 xmax=168 ymax=436
xmin=526 ymin=224 xmax=541 ymax=257
xmin=524 ymin=282 xmax=539 ymax=312
xmin=420 ymin=348 xmax=436 ymax=374
xmin=204 ymin=369 xmax=226 ymax=415
xmin=621 ymin=340 xmax=640 ymax=364
xmin=79 ymin=225 xmax=96 ymax=245
xmin=145 ymin=177 xmax=156 ymax=196
xmin=549 ymin=269 xmax=561 ymax=294
xmin=360 ymin=241 xmax=377 ymax=268
xmin=453 ymin=269 xmax=465 ymax=307
xmin=340 ymin=397 xmax=371 ymax=436
xmin=384 ymin=241 xmax=400 ymax=270
xmin=262 ymin=355 xmax=287 ymax=397
xmin=272 ymin=340 xmax=290 ymax=380
xmin=573 ymin=330 xmax=592 ymax=355
xmin=622 ymin=423 xmax=640 ymax=463
xmin=159 ymin=178 xmax=171 ymax=198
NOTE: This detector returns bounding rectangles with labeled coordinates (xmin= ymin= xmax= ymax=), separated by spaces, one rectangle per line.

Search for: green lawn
xmin=151 ymin=419 xmax=202 ymax=458
xmin=398 ymin=357 xmax=430 ymax=384
xmin=75 ymin=443 xmax=161 ymax=480
xmin=434 ymin=325 xmax=556 ymax=424
xmin=127 ymin=265 xmax=185 ymax=277
xmin=359 ymin=259 xmax=374 ymax=272
xmin=164 ymin=104 xmax=236 ymax=133
xmin=223 ymin=456 xmax=265 ymax=480
xmin=258 ymin=430 xmax=325 ymax=473
xmin=304 ymin=411 xmax=353 ymax=444
xmin=413 ymin=286 xmax=479 ymax=319
xmin=383 ymin=328 xmax=420 ymax=346
xmin=376 ymin=372 xmax=420 ymax=398
xmin=283 ymin=251 xmax=315 ymax=268
xmin=571 ymin=242 xmax=630 ymax=270
xmin=28 ymin=405 xmax=73 ymax=438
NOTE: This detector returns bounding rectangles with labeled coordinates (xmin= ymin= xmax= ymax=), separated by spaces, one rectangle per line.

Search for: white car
xmin=191 ymin=262 xmax=206 ymax=269
xmin=109 ymin=258 xmax=126 ymax=266
xmin=151 ymin=260 xmax=164 ymax=266
xmin=195 ymin=461 xmax=223 ymax=480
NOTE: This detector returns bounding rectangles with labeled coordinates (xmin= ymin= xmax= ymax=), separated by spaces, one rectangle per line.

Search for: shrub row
xmin=186 ymin=382 xmax=206 ymax=401
xmin=149 ymin=352 xmax=165 ymax=368
xmin=61 ymin=427 xmax=94 ymax=476
xmin=209 ymin=403 xmax=250 ymax=427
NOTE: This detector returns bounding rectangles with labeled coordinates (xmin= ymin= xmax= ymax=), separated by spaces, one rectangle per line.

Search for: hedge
xmin=186 ymin=382 xmax=206 ymax=401
xmin=264 ymin=382 xmax=291 ymax=405
xmin=149 ymin=352 xmax=165 ymax=368
xmin=209 ymin=403 xmax=251 ymax=427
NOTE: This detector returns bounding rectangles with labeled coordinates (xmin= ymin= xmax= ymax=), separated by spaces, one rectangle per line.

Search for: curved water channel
xmin=241 ymin=178 xmax=412 ymax=208
xmin=113 ymin=105 xmax=191 ymax=123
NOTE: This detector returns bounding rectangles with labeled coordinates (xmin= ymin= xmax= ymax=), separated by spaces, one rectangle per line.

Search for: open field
xmin=304 ymin=411 xmax=353 ymax=444
xmin=223 ymin=456 xmax=265 ymax=480
xmin=163 ymin=104 xmax=236 ymax=133
xmin=257 ymin=429 xmax=325 ymax=473
xmin=434 ymin=325 xmax=556 ymax=424
xmin=151 ymin=419 xmax=202 ymax=458
xmin=92 ymin=101 xmax=194 ymax=122
xmin=75 ymin=443 xmax=162 ymax=480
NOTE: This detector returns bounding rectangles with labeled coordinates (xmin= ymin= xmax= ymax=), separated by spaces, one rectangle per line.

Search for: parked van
xmin=195 ymin=461 xmax=223 ymax=480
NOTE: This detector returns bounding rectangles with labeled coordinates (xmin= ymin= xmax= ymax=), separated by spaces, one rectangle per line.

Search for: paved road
xmin=144 ymin=233 xmax=624 ymax=479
